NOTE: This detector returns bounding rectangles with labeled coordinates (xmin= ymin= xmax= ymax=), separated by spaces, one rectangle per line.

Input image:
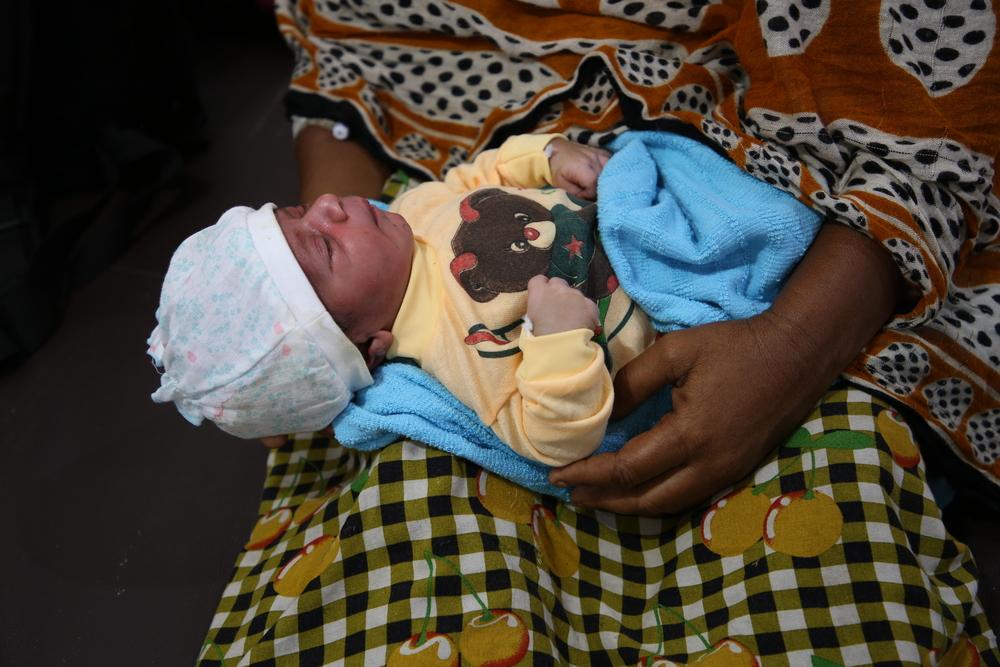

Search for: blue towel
xmin=334 ymin=131 xmax=822 ymax=499
xmin=598 ymin=131 xmax=822 ymax=331
xmin=333 ymin=362 xmax=671 ymax=500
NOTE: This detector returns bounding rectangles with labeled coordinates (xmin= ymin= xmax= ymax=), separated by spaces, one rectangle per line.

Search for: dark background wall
xmin=0 ymin=2 xmax=299 ymax=664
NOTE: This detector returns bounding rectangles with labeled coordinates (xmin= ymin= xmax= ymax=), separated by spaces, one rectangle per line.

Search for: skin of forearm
xmin=763 ymin=222 xmax=909 ymax=385
xmin=295 ymin=126 xmax=391 ymax=203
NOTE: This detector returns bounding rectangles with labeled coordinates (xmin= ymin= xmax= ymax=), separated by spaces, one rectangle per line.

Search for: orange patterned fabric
xmin=276 ymin=0 xmax=1000 ymax=490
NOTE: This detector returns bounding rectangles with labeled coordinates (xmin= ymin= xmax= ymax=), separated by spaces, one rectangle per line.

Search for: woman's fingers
xmin=552 ymin=413 xmax=717 ymax=516
xmin=570 ymin=464 xmax=704 ymax=515
xmin=550 ymin=412 xmax=687 ymax=489
xmin=260 ymin=435 xmax=289 ymax=448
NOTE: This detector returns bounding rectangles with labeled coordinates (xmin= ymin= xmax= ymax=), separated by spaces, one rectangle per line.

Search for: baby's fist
xmin=547 ymin=138 xmax=610 ymax=200
xmin=526 ymin=275 xmax=599 ymax=337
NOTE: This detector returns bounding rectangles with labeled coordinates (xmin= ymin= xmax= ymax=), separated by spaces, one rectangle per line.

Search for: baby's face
xmin=275 ymin=194 xmax=413 ymax=341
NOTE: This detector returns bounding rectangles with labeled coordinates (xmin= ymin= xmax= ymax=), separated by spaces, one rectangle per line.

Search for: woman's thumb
xmin=611 ymin=332 xmax=688 ymax=419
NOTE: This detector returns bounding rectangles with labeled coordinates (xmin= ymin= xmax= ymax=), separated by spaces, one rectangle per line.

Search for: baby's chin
xmin=393 ymin=212 xmax=415 ymax=241
xmin=392 ymin=210 xmax=411 ymax=228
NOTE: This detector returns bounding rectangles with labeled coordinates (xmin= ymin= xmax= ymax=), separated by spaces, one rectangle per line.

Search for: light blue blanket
xmin=598 ymin=131 xmax=821 ymax=330
xmin=335 ymin=131 xmax=822 ymax=499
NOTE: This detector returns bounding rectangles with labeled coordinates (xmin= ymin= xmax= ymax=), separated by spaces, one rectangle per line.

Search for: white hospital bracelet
xmin=331 ymin=122 xmax=350 ymax=140
xmin=290 ymin=116 xmax=351 ymax=141
xmin=521 ymin=315 xmax=534 ymax=334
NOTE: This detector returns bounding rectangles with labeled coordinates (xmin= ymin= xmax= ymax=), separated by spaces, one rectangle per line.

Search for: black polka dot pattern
xmin=884 ymin=237 xmax=932 ymax=293
xmin=739 ymin=112 xmax=765 ymax=142
xmin=315 ymin=45 xmax=362 ymax=90
xmin=564 ymin=125 xmax=626 ymax=149
xmin=700 ymin=117 xmax=740 ymax=152
xmin=975 ymin=201 xmax=1000 ymax=249
xmin=747 ymin=108 xmax=849 ymax=173
xmin=317 ymin=0 xmax=394 ymax=31
xmin=743 ymin=143 xmax=803 ymax=192
xmin=394 ymin=133 xmax=439 ymax=161
xmin=573 ymin=71 xmax=616 ymax=115
xmin=688 ymin=42 xmax=748 ymax=92
xmin=922 ymin=378 xmax=973 ymax=430
xmin=614 ymin=44 xmax=682 ymax=87
xmin=358 ymin=87 xmax=387 ymax=132
xmin=756 ymin=0 xmax=830 ymax=56
xmin=289 ymin=39 xmax=313 ymax=81
xmin=865 ymin=342 xmax=931 ymax=396
xmin=664 ymin=84 xmax=715 ymax=115
xmin=966 ymin=409 xmax=1000 ymax=465
xmin=537 ymin=102 xmax=565 ymax=126
xmin=319 ymin=41 xmax=563 ymax=127
xmin=828 ymin=119 xmax=993 ymax=191
xmin=600 ymin=0 xmax=721 ymax=33
xmin=831 ymin=153 xmax=966 ymax=280
xmin=441 ymin=146 xmax=469 ymax=174
xmin=879 ymin=0 xmax=996 ymax=97
xmin=928 ymin=285 xmax=1000 ymax=370
xmin=806 ymin=172 xmax=872 ymax=234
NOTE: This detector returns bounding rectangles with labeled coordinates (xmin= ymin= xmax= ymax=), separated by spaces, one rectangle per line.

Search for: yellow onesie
xmin=388 ymin=134 xmax=656 ymax=466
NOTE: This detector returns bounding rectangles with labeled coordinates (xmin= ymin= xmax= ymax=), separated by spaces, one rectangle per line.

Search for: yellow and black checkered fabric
xmin=199 ymin=385 xmax=999 ymax=665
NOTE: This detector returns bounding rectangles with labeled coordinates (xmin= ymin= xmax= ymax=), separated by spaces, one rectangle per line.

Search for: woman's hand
xmin=549 ymin=312 xmax=824 ymax=514
xmin=526 ymin=275 xmax=599 ymax=336
xmin=259 ymin=425 xmax=333 ymax=449
xmin=549 ymin=224 xmax=908 ymax=514
xmin=260 ymin=435 xmax=289 ymax=448
xmin=547 ymin=138 xmax=610 ymax=200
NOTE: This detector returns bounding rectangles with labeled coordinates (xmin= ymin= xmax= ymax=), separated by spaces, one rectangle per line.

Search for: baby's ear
xmin=358 ymin=330 xmax=394 ymax=370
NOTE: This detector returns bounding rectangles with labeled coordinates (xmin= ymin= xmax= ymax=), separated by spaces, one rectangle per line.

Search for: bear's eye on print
xmin=514 ymin=213 xmax=531 ymax=223
xmin=509 ymin=240 xmax=529 ymax=253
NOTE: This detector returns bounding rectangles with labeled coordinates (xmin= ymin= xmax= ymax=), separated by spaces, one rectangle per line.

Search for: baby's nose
xmin=305 ymin=194 xmax=348 ymax=231
xmin=311 ymin=193 xmax=344 ymax=213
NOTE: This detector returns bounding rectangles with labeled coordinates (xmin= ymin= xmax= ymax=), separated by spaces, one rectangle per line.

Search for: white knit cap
xmin=146 ymin=203 xmax=373 ymax=439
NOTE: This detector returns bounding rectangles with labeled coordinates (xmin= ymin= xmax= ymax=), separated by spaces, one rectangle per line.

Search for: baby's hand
xmin=547 ymin=137 xmax=610 ymax=200
xmin=525 ymin=275 xmax=599 ymax=337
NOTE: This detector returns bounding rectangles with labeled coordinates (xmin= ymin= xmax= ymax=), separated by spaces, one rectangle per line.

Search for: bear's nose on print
xmin=523 ymin=227 xmax=539 ymax=240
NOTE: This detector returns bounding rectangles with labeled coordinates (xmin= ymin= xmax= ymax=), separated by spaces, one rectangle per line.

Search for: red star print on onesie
xmin=562 ymin=235 xmax=584 ymax=259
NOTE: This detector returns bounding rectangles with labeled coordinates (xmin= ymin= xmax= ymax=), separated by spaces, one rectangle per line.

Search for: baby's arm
xmin=394 ymin=134 xmax=560 ymax=216
xmin=441 ymin=133 xmax=559 ymax=192
xmin=441 ymin=135 xmax=610 ymax=194
xmin=491 ymin=277 xmax=611 ymax=467
xmin=401 ymin=134 xmax=609 ymax=216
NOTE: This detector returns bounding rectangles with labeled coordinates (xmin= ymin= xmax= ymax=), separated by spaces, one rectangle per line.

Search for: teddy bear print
xmin=449 ymin=188 xmax=617 ymax=304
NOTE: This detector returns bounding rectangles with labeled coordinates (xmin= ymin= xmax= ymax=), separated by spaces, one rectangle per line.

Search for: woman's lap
xmin=199 ymin=383 xmax=999 ymax=665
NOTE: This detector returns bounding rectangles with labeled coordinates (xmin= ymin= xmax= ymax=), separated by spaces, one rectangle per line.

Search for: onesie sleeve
xmin=490 ymin=327 xmax=613 ymax=467
xmin=393 ymin=133 xmax=563 ymax=230
xmin=440 ymin=133 xmax=561 ymax=192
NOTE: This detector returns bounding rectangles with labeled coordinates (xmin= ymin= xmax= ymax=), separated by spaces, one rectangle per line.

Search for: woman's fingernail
xmin=554 ymin=480 xmax=568 ymax=488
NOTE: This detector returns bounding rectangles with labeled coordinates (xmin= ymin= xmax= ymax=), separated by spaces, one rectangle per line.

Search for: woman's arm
xmin=295 ymin=126 xmax=391 ymax=203
xmin=549 ymin=223 xmax=910 ymax=515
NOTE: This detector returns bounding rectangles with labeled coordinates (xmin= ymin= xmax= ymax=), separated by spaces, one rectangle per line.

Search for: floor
xmin=1 ymin=8 xmax=997 ymax=666
xmin=0 ymin=9 xmax=298 ymax=666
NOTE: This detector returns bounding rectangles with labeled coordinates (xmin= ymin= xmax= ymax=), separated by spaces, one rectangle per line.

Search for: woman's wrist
xmin=766 ymin=223 xmax=909 ymax=382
